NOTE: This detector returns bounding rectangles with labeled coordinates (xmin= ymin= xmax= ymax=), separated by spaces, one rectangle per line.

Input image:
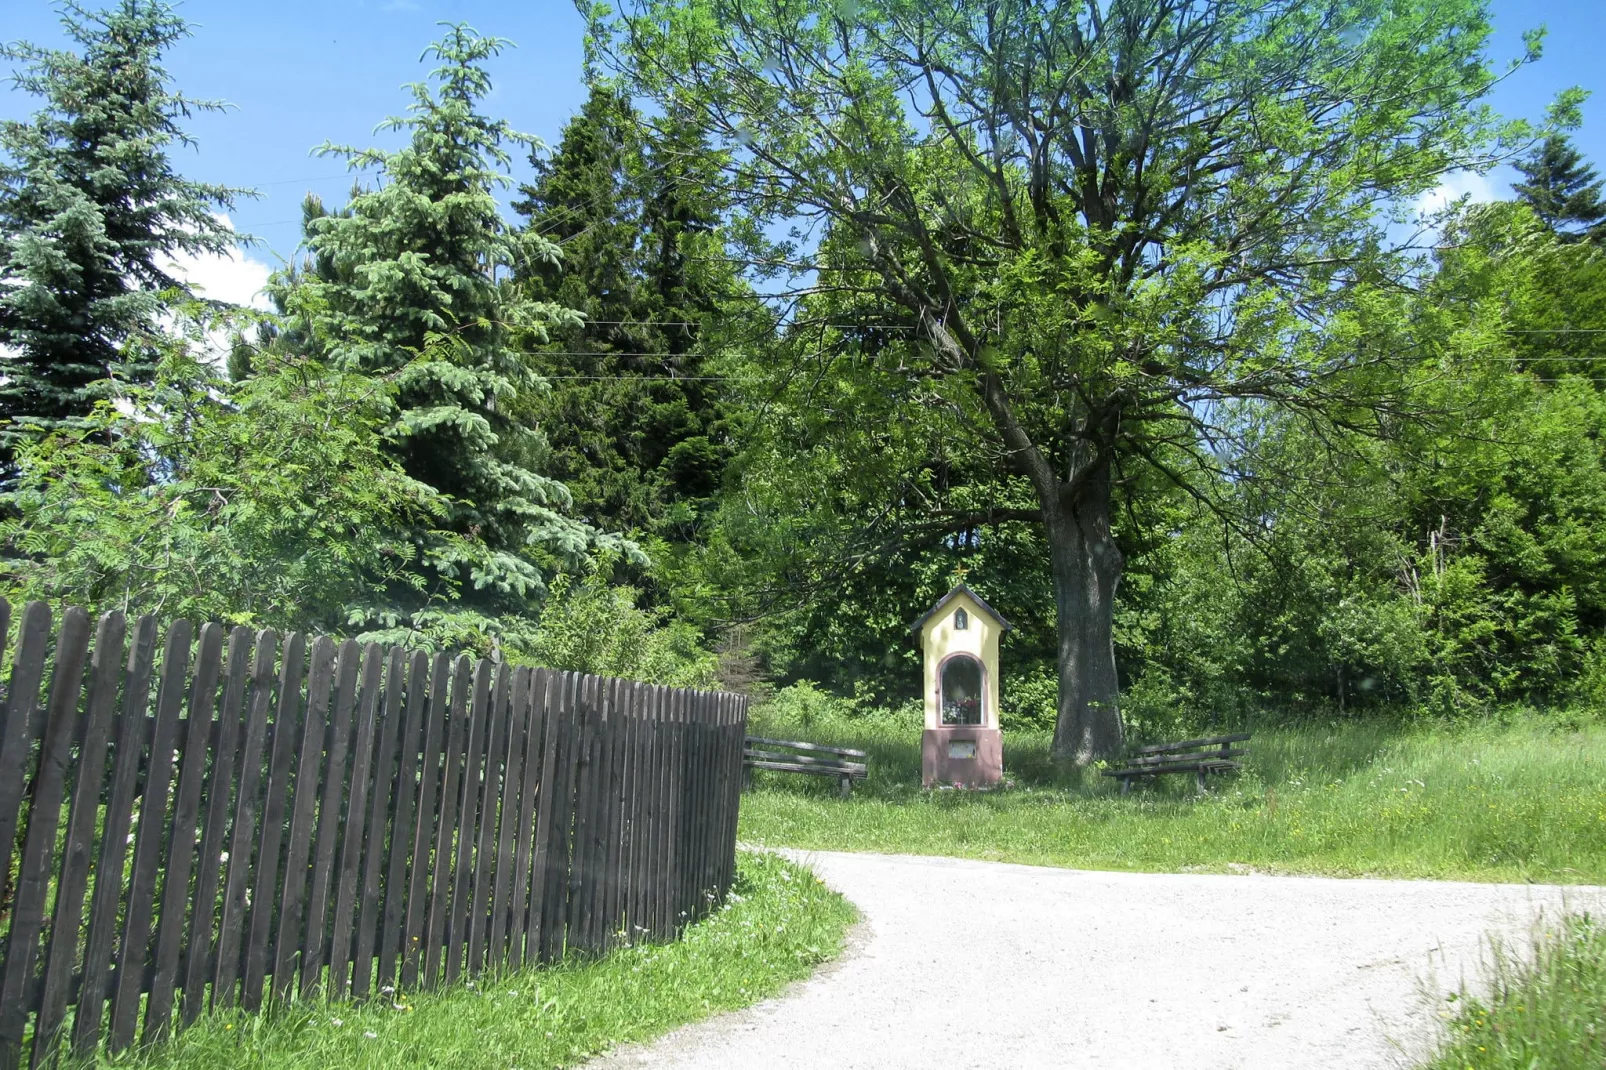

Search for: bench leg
xmin=839 ymin=774 xmax=852 ymax=798
xmin=742 ymin=764 xmax=752 ymax=793
xmin=1196 ymin=768 xmax=1207 ymax=796
xmin=1120 ymin=777 xmax=1131 ymax=797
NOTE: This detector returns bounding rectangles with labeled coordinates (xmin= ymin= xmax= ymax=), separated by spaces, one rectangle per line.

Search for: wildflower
xmin=365 ymin=1031 xmax=378 ymax=1040
xmin=330 ymin=1018 xmax=343 ymax=1027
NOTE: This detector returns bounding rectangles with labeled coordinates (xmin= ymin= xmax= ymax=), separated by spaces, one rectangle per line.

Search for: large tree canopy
xmin=588 ymin=0 xmax=1521 ymax=759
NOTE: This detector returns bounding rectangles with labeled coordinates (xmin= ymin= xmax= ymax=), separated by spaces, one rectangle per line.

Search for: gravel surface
xmin=592 ymin=851 xmax=1603 ymax=1070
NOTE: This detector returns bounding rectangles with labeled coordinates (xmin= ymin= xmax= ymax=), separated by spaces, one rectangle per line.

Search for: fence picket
xmin=73 ymin=615 xmax=158 ymax=1054
xmin=299 ymin=639 xmax=360 ymax=997
xmin=489 ymin=666 xmax=528 ymax=964
xmin=32 ymin=612 xmax=125 ymax=1064
xmin=182 ymin=627 xmax=252 ymax=1025
xmin=214 ymin=631 xmax=278 ymax=1011
xmin=109 ymin=621 xmax=194 ymax=1050
xmin=243 ymin=632 xmax=306 ymax=1010
xmin=334 ymin=644 xmax=384 ymax=1000
xmin=273 ymin=636 xmax=336 ymax=999
xmin=508 ymin=669 xmax=547 ymax=969
xmin=0 ymin=602 xmax=52 ymax=953
xmin=445 ymin=659 xmax=492 ymax=985
xmin=424 ymin=656 xmax=471 ymax=988
xmin=144 ymin=623 xmax=226 ymax=1042
xmin=385 ymin=650 xmax=431 ymax=991
xmin=0 ymin=606 xmax=89 ymax=1068
xmin=404 ymin=654 xmax=451 ymax=988
xmin=468 ymin=663 xmax=510 ymax=974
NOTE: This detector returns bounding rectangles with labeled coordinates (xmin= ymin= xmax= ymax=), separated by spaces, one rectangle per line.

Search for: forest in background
xmin=3 ymin=1 xmax=1606 ymax=755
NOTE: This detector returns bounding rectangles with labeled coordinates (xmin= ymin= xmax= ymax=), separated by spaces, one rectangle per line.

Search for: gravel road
xmin=592 ymin=850 xmax=1602 ymax=1070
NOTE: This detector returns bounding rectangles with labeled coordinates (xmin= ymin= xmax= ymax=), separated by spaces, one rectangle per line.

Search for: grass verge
xmin=1421 ymin=912 xmax=1606 ymax=1069
xmin=100 ymin=852 xmax=854 ymax=1070
xmin=739 ymin=715 xmax=1606 ymax=883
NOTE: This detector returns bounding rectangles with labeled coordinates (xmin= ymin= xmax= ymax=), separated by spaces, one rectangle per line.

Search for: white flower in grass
xmin=330 ymin=1018 xmax=343 ymax=1027
xmin=364 ymin=1031 xmax=378 ymax=1040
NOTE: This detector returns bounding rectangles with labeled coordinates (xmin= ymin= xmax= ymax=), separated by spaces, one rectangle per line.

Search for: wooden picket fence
xmin=0 ymin=599 xmax=747 ymax=1068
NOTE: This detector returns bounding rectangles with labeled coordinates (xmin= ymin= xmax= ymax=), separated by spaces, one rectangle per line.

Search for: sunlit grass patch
xmin=739 ymin=713 xmax=1606 ymax=883
xmin=1421 ymin=912 xmax=1606 ymax=1070
xmin=100 ymin=853 xmax=854 ymax=1070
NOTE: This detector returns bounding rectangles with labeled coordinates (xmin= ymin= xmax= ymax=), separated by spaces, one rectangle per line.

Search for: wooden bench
xmin=1103 ymin=732 xmax=1251 ymax=795
xmin=743 ymin=736 xmax=869 ymax=797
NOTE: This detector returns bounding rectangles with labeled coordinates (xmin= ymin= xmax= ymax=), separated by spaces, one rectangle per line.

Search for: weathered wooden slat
xmin=567 ymin=674 xmax=605 ymax=952
xmin=446 ymin=659 xmax=492 ymax=984
xmin=662 ymin=688 xmax=686 ymax=936
xmin=299 ymin=639 xmax=360 ymax=997
xmin=403 ymin=653 xmax=452 ymax=989
xmin=0 ymin=602 xmax=52 ymax=960
xmin=743 ymin=747 xmax=869 ymax=771
xmin=214 ymin=630 xmax=278 ymax=1012
xmin=243 ymin=631 xmax=306 ymax=1010
xmin=32 ymin=612 xmax=125 ymax=1066
xmin=1119 ymin=748 xmax=1248 ymax=768
xmin=423 ymin=655 xmax=471 ymax=988
xmin=743 ymin=735 xmax=868 ymax=759
xmin=595 ymin=677 xmax=627 ymax=949
xmin=538 ymin=672 xmax=583 ymax=961
xmin=109 ymin=620 xmax=193 ymax=1051
xmin=489 ymin=666 xmax=529 ymax=965
xmin=507 ymin=669 xmax=547 ymax=970
xmin=0 ymin=606 xmax=88 ymax=1067
xmin=1103 ymin=759 xmax=1242 ymax=778
xmin=467 ymin=662 xmax=510 ymax=974
xmin=273 ymin=635 xmax=336 ymax=1000
xmin=144 ymin=622 xmax=226 ymax=1043
xmin=529 ymin=672 xmax=574 ymax=964
xmin=72 ymin=615 xmax=158 ymax=1055
xmin=351 ymin=645 xmax=400 ymax=1000
xmin=181 ymin=626 xmax=252 ymax=1025
xmin=332 ymin=642 xmax=382 ymax=1002
xmin=380 ymin=650 xmax=428 ymax=992
xmin=1134 ymin=732 xmax=1251 ymax=755
xmin=622 ymin=683 xmax=649 ymax=944
xmin=646 ymin=686 xmax=672 ymax=941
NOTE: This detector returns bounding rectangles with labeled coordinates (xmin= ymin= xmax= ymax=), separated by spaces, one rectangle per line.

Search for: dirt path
xmin=592 ymin=851 xmax=1601 ymax=1070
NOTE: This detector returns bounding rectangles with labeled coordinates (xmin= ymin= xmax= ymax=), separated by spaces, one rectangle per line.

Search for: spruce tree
xmin=1514 ymin=134 xmax=1606 ymax=240
xmin=0 ymin=0 xmax=241 ymax=467
xmin=276 ymin=25 xmax=614 ymax=643
xmin=514 ymin=86 xmax=736 ymax=545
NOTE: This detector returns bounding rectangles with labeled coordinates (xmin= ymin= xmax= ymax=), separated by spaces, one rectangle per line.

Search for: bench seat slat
xmin=743 ymin=747 xmax=866 ymax=770
xmin=1135 ymin=732 xmax=1251 ymax=755
xmin=1103 ymin=759 xmax=1240 ymax=778
xmin=746 ymin=759 xmax=868 ymax=779
xmin=1121 ymin=747 xmax=1248 ymax=767
xmin=745 ymin=735 xmax=868 ymax=759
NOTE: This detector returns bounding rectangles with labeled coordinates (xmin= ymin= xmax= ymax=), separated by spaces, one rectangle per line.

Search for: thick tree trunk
xmin=1043 ymin=463 xmax=1125 ymax=763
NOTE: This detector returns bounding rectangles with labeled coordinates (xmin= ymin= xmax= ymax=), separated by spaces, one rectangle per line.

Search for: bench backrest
xmin=1134 ymin=732 xmax=1251 ymax=756
xmin=744 ymin=735 xmax=868 ymax=761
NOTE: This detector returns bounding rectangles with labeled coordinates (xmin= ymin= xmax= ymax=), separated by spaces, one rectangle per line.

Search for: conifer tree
xmin=0 ymin=0 xmax=242 ymax=468
xmin=1514 ymin=134 xmax=1606 ymax=240
xmin=276 ymin=25 xmax=621 ymax=644
xmin=514 ymin=85 xmax=737 ymax=545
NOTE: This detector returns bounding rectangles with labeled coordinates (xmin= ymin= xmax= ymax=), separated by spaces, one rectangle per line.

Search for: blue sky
xmin=3 ymin=0 xmax=1604 ymax=304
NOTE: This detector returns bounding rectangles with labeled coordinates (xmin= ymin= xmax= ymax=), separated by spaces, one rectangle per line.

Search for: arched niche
xmin=939 ymin=653 xmax=985 ymax=725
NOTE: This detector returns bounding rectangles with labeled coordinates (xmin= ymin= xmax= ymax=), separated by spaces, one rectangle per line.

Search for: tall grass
xmin=740 ymin=706 xmax=1606 ymax=882
xmin=95 ymin=853 xmax=854 ymax=1070
xmin=1421 ymin=912 xmax=1606 ymax=1069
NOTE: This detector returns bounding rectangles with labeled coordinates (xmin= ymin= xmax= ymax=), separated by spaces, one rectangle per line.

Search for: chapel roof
xmin=909 ymin=584 xmax=1013 ymax=635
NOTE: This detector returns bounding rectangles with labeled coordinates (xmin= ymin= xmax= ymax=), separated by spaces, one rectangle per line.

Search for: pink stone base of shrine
xmin=922 ymin=726 xmax=1003 ymax=788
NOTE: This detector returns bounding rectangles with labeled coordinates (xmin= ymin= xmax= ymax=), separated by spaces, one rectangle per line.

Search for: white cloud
xmin=162 ymin=214 xmax=274 ymax=311
xmin=1413 ymin=171 xmax=1497 ymax=219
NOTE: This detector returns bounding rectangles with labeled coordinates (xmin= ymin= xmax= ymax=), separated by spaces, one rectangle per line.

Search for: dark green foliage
xmin=513 ymin=85 xmax=737 ymax=551
xmin=0 ymin=0 xmax=243 ymax=466
xmin=1513 ymin=133 xmax=1606 ymax=240
xmin=0 ymin=304 xmax=442 ymax=633
xmin=271 ymin=26 xmax=636 ymax=645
